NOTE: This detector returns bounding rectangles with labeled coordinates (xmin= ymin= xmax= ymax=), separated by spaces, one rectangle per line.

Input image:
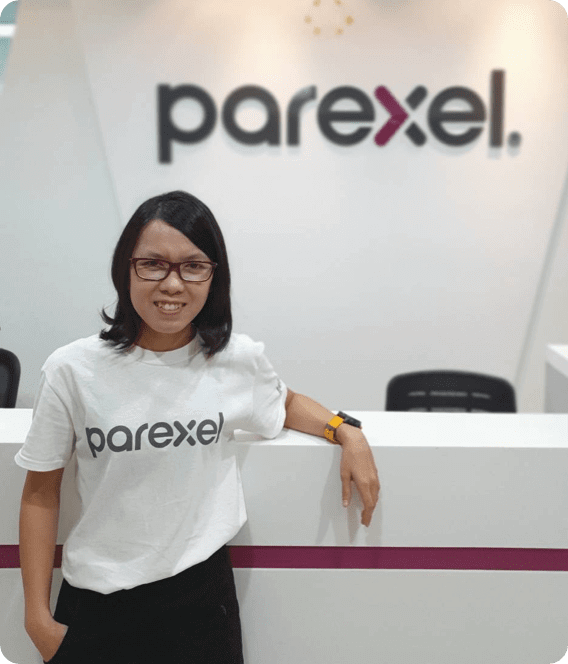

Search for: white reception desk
xmin=1 ymin=405 xmax=568 ymax=664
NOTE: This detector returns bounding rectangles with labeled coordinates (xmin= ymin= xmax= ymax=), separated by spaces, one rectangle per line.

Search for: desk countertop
xmin=2 ymin=409 xmax=568 ymax=548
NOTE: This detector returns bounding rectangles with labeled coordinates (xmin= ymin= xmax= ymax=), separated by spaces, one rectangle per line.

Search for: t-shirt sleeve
xmin=246 ymin=343 xmax=287 ymax=439
xmin=14 ymin=371 xmax=76 ymax=471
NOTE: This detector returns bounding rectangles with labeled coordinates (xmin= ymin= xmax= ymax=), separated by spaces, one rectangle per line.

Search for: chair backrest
xmin=385 ymin=370 xmax=516 ymax=413
xmin=0 ymin=348 xmax=21 ymax=408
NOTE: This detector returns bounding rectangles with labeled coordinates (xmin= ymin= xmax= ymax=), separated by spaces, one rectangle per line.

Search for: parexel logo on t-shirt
xmin=86 ymin=413 xmax=225 ymax=458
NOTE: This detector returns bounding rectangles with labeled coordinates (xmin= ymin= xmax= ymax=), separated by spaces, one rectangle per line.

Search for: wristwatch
xmin=324 ymin=411 xmax=362 ymax=444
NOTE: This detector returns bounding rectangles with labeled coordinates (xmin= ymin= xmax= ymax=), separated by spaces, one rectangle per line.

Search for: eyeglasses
xmin=130 ymin=258 xmax=217 ymax=282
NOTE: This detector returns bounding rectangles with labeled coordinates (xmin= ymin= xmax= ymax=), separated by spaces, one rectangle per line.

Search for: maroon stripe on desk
xmin=228 ymin=547 xmax=568 ymax=571
xmin=2 ymin=545 xmax=568 ymax=571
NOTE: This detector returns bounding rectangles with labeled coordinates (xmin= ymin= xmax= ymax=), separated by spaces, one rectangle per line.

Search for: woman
xmin=16 ymin=190 xmax=380 ymax=664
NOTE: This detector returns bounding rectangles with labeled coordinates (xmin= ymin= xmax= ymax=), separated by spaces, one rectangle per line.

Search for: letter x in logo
xmin=374 ymin=86 xmax=428 ymax=146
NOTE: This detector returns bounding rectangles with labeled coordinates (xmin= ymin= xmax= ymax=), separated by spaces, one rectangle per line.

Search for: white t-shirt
xmin=15 ymin=332 xmax=287 ymax=594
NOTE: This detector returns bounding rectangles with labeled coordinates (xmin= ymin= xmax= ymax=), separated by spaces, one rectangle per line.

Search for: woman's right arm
xmin=19 ymin=468 xmax=69 ymax=661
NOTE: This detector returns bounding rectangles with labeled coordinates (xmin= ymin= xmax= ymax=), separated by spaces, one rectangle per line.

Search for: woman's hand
xmin=336 ymin=426 xmax=380 ymax=527
xmin=25 ymin=614 xmax=68 ymax=663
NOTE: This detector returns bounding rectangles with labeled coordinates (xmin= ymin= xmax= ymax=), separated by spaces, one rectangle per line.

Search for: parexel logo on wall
xmin=158 ymin=70 xmax=520 ymax=162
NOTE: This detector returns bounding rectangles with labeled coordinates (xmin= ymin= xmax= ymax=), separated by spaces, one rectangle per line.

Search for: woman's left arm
xmin=283 ymin=388 xmax=380 ymax=527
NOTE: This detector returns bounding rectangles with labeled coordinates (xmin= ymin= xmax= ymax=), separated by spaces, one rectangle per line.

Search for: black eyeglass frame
xmin=129 ymin=257 xmax=218 ymax=283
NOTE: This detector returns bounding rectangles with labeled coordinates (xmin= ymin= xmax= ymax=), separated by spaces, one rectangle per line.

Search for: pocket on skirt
xmin=43 ymin=624 xmax=74 ymax=664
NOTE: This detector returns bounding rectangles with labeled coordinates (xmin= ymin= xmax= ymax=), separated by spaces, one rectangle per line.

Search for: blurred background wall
xmin=1 ymin=0 xmax=567 ymax=413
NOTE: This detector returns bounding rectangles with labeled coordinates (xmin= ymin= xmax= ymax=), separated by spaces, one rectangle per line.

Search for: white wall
xmin=1 ymin=0 xmax=568 ymax=412
xmin=0 ymin=0 xmax=120 ymax=408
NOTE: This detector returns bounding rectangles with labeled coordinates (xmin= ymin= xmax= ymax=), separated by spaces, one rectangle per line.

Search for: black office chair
xmin=385 ymin=370 xmax=516 ymax=413
xmin=0 ymin=348 xmax=21 ymax=407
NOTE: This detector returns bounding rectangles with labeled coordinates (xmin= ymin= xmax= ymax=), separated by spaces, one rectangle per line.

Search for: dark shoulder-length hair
xmin=99 ymin=190 xmax=232 ymax=359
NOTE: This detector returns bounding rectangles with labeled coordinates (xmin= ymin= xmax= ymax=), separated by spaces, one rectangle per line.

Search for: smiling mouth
xmin=155 ymin=302 xmax=186 ymax=311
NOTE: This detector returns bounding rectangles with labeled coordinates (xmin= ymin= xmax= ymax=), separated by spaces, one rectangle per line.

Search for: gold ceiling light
xmin=304 ymin=0 xmax=354 ymax=37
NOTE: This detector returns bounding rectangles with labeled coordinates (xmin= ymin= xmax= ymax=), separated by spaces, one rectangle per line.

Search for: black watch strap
xmin=337 ymin=411 xmax=362 ymax=429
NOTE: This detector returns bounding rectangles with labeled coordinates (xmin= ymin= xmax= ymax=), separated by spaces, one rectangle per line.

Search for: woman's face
xmin=129 ymin=219 xmax=213 ymax=352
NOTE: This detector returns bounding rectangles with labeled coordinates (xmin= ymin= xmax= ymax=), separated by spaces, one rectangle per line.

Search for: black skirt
xmin=44 ymin=545 xmax=244 ymax=664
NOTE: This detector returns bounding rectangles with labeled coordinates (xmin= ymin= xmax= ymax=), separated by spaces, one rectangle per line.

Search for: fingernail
xmin=343 ymin=500 xmax=348 ymax=507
